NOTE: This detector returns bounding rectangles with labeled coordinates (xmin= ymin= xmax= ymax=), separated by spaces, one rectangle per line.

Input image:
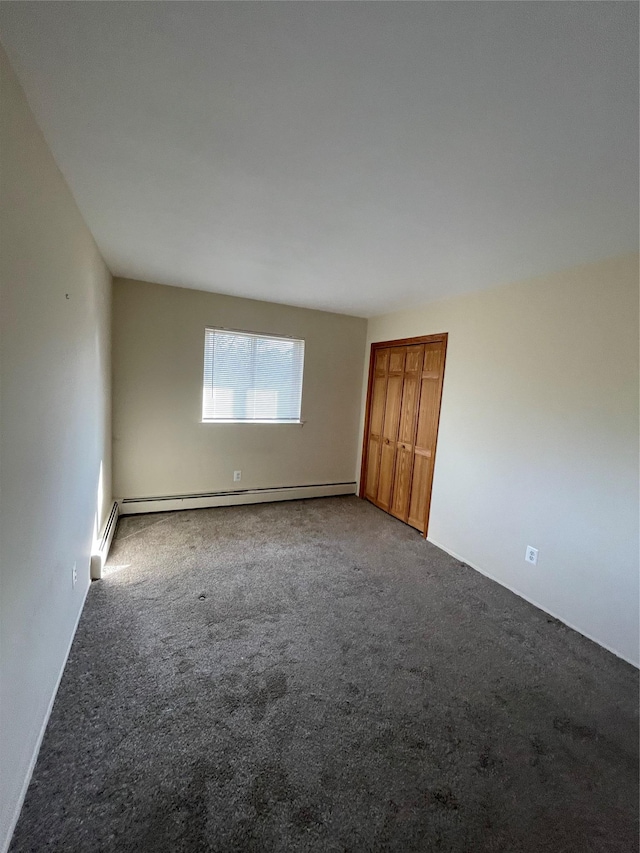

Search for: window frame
xmin=201 ymin=326 xmax=306 ymax=425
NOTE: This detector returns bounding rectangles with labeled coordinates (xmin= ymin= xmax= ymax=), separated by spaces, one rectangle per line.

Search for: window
xmin=202 ymin=328 xmax=305 ymax=423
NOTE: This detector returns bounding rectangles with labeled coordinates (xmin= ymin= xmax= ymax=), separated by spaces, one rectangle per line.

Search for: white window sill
xmin=201 ymin=419 xmax=304 ymax=425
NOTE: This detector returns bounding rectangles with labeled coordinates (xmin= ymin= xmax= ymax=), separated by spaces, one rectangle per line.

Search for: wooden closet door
xmin=376 ymin=347 xmax=405 ymax=512
xmin=364 ymin=348 xmax=389 ymax=501
xmin=390 ymin=345 xmax=423 ymax=522
xmin=407 ymin=341 xmax=446 ymax=533
xmin=361 ymin=333 xmax=447 ymax=538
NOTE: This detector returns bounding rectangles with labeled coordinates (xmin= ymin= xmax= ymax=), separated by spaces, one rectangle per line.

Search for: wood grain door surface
xmin=360 ymin=335 xmax=447 ymax=537
xmin=377 ymin=348 xmax=405 ymax=512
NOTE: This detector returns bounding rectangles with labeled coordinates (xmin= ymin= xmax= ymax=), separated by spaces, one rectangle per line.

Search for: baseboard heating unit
xmin=90 ymin=501 xmax=119 ymax=580
xmin=119 ymin=481 xmax=357 ymax=515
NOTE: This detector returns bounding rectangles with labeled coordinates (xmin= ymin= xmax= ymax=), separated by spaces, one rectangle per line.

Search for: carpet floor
xmin=10 ymin=496 xmax=639 ymax=852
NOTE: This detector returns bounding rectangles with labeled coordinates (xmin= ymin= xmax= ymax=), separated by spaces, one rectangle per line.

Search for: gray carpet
xmin=10 ymin=496 xmax=639 ymax=852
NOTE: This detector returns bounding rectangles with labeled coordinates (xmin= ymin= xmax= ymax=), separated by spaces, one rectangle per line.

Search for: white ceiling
xmin=1 ymin=2 xmax=637 ymax=317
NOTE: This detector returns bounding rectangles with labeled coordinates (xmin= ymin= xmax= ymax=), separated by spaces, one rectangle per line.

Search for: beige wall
xmin=360 ymin=254 xmax=639 ymax=665
xmin=112 ymin=278 xmax=366 ymax=502
xmin=0 ymin=46 xmax=112 ymax=851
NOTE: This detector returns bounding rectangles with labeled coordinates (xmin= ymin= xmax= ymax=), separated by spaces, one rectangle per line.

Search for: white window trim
xmin=202 ymin=327 xmax=305 ymax=425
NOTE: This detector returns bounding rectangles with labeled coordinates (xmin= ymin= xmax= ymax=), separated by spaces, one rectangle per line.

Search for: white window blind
xmin=202 ymin=328 xmax=305 ymax=423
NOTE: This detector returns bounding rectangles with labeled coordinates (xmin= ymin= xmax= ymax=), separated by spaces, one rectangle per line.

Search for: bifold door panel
xmin=360 ymin=335 xmax=447 ymax=536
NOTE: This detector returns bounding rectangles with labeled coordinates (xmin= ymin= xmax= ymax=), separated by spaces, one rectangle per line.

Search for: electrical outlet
xmin=72 ymin=562 xmax=77 ymax=587
xmin=525 ymin=546 xmax=538 ymax=565
xmin=233 ymin=470 xmax=241 ymax=482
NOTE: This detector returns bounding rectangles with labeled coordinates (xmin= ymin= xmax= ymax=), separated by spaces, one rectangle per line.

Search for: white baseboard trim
xmin=428 ymin=537 xmax=639 ymax=669
xmin=90 ymin=501 xmax=119 ymax=580
xmin=118 ymin=482 xmax=357 ymax=516
xmin=2 ymin=579 xmax=90 ymax=853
